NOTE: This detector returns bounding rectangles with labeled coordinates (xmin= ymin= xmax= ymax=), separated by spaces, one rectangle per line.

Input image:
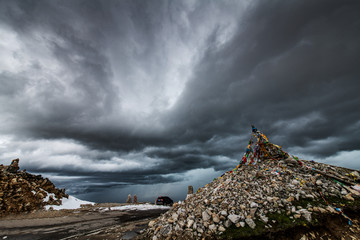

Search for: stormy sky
xmin=1 ymin=0 xmax=360 ymax=203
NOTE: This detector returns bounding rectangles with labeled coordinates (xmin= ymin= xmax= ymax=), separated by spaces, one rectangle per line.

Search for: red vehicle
xmin=155 ymin=196 xmax=173 ymax=206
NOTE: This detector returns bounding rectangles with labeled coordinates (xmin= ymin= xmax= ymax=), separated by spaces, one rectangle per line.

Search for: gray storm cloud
xmin=0 ymin=0 xmax=359 ymax=202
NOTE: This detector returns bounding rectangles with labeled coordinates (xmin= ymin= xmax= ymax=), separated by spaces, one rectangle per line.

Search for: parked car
xmin=155 ymin=196 xmax=173 ymax=206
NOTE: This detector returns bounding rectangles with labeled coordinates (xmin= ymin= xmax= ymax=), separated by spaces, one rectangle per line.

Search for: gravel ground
xmin=0 ymin=204 xmax=169 ymax=240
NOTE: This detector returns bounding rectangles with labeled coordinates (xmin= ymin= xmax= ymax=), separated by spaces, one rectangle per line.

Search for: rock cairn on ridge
xmin=127 ymin=194 xmax=132 ymax=203
xmin=143 ymin=128 xmax=360 ymax=239
xmin=0 ymin=159 xmax=69 ymax=216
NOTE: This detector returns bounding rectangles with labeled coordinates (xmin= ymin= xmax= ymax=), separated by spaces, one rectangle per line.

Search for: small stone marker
xmin=188 ymin=186 xmax=193 ymax=194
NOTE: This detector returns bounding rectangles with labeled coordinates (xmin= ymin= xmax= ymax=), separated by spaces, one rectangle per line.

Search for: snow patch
xmin=45 ymin=195 xmax=94 ymax=210
xmin=104 ymin=203 xmax=170 ymax=211
xmin=44 ymin=193 xmax=55 ymax=202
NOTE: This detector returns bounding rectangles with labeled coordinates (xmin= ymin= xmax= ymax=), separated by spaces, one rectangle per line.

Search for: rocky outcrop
xmin=142 ymin=127 xmax=360 ymax=239
xmin=0 ymin=159 xmax=68 ymax=216
xmin=143 ymin=158 xmax=360 ymax=239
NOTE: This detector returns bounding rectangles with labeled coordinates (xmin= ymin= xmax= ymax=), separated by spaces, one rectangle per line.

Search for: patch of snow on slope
xmin=107 ymin=204 xmax=170 ymax=211
xmin=43 ymin=192 xmax=55 ymax=202
xmin=45 ymin=195 xmax=94 ymax=210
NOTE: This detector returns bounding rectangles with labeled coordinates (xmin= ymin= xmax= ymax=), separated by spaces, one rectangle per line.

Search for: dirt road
xmin=0 ymin=209 xmax=168 ymax=240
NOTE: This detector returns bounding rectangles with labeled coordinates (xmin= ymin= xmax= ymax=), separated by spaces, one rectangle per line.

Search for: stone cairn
xmin=126 ymin=194 xmax=132 ymax=203
xmin=188 ymin=186 xmax=194 ymax=195
xmin=186 ymin=186 xmax=194 ymax=200
xmin=0 ymin=159 xmax=69 ymax=216
xmin=144 ymin=127 xmax=360 ymax=239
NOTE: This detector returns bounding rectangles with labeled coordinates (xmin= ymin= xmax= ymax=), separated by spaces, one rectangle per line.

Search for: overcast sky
xmin=1 ymin=0 xmax=360 ymax=203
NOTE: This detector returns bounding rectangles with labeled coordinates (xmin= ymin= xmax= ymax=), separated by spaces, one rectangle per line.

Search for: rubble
xmin=142 ymin=127 xmax=360 ymax=239
xmin=0 ymin=159 xmax=68 ymax=216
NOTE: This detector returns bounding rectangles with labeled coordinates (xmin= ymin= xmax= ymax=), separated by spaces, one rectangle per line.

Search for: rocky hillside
xmin=142 ymin=128 xmax=360 ymax=240
xmin=143 ymin=159 xmax=360 ymax=239
xmin=0 ymin=159 xmax=68 ymax=216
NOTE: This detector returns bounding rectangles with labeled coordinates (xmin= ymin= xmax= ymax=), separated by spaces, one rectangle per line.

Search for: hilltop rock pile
xmin=143 ymin=127 xmax=360 ymax=239
xmin=0 ymin=159 xmax=68 ymax=216
xmin=145 ymin=159 xmax=360 ymax=239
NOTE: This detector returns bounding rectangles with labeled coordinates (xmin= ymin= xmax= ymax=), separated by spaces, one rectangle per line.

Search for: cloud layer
xmin=1 ymin=0 xmax=359 ymax=202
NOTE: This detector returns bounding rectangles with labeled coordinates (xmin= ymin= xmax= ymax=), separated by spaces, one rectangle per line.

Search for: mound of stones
xmin=0 ymin=159 xmax=68 ymax=216
xmin=144 ymin=158 xmax=360 ymax=239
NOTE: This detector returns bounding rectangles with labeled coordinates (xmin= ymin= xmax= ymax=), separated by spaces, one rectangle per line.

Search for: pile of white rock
xmin=144 ymin=158 xmax=360 ymax=239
